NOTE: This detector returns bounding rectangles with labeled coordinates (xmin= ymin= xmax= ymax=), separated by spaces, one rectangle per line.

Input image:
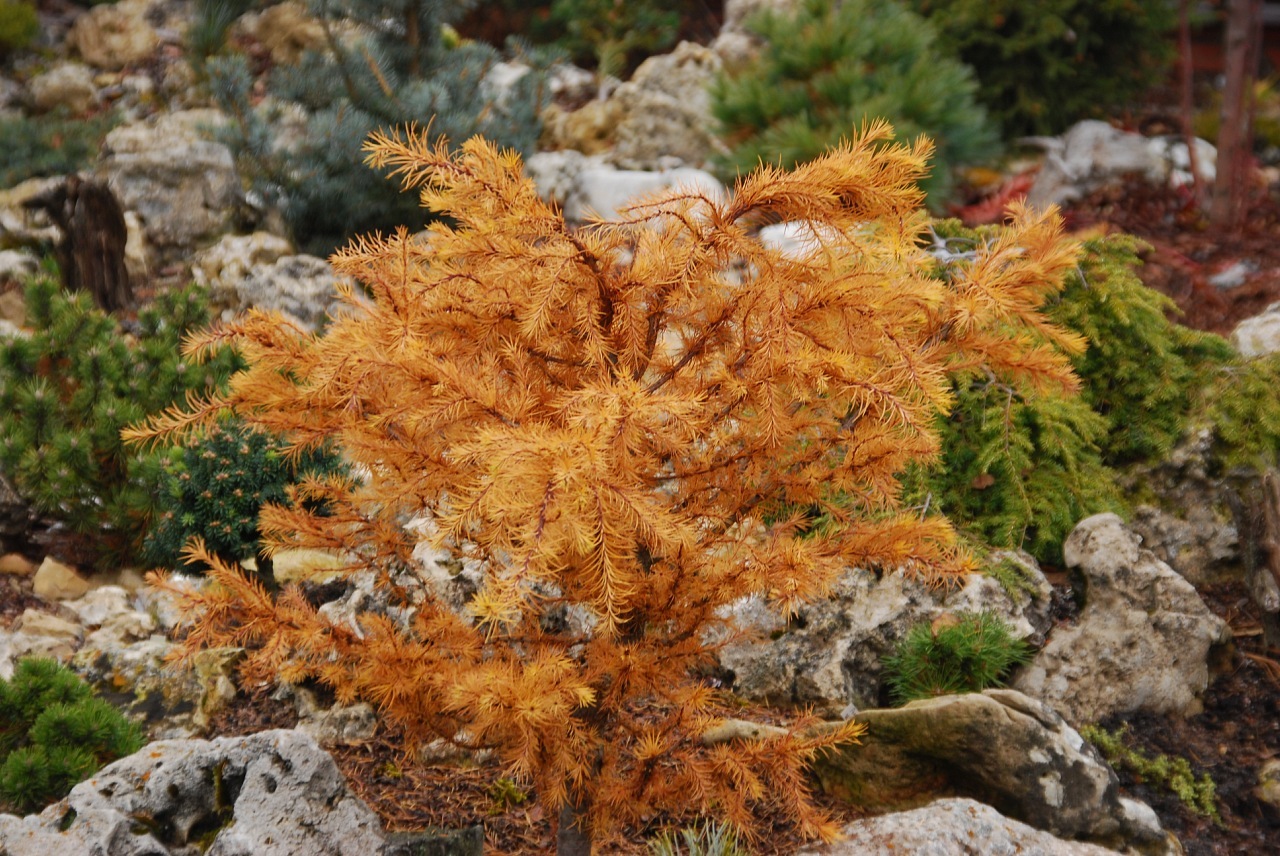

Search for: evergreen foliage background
xmin=907 ymin=0 xmax=1176 ymax=136
xmin=711 ymin=0 xmax=998 ymax=203
xmin=208 ymin=0 xmax=559 ymax=255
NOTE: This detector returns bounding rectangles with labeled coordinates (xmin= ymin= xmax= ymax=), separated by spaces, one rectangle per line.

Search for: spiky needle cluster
xmin=126 ymin=122 xmax=1082 ymax=846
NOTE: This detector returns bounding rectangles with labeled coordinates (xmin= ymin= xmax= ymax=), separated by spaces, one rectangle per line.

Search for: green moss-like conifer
xmin=881 ymin=611 xmax=1032 ymax=705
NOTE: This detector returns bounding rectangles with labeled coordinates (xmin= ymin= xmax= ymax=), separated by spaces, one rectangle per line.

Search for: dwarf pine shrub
xmin=143 ymin=418 xmax=348 ymax=577
xmin=0 ymin=112 xmax=120 ymax=188
xmin=711 ymin=0 xmax=998 ymax=203
xmin=881 ymin=611 xmax=1032 ymax=705
xmin=0 ymin=274 xmax=240 ymax=565
xmin=907 ymin=0 xmax=1176 ymax=137
xmin=0 ymin=658 xmax=143 ymax=813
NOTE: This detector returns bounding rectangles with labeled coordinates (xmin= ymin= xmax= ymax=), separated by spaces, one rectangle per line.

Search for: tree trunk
xmin=23 ymin=174 xmax=133 ymax=313
xmin=1210 ymin=0 xmax=1264 ymax=227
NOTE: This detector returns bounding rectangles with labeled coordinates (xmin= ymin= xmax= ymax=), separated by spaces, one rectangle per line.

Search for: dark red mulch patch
xmin=1061 ymin=179 xmax=1280 ymax=336
xmin=1097 ymin=581 xmax=1280 ymax=856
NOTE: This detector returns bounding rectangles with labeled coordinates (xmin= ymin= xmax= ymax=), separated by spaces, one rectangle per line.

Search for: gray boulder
xmin=222 ymin=254 xmax=355 ymax=331
xmin=0 ymin=730 xmax=385 ymax=856
xmin=97 ymin=110 xmax=242 ymax=266
xmin=1025 ymin=120 xmax=1215 ymax=210
xmin=797 ymin=798 xmax=1123 ymax=856
xmin=1231 ymin=301 xmax=1280 ymax=358
xmin=719 ymin=556 xmax=1052 ymax=715
xmin=609 ymin=41 xmax=727 ymax=171
xmin=28 ymin=62 xmax=97 ymax=114
xmin=1014 ymin=513 xmax=1231 ymax=723
xmin=811 ymin=690 xmax=1172 ymax=853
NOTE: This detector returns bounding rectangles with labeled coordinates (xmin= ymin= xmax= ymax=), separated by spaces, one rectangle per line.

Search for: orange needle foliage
xmin=125 ymin=121 xmax=1083 ymax=848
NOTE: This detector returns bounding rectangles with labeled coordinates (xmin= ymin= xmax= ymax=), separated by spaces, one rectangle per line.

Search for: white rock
xmin=568 ymin=165 xmax=726 ymax=221
xmin=28 ymin=62 xmax=97 ymax=114
xmin=1014 ymin=513 xmax=1231 ymax=723
xmin=1231 ymin=301 xmax=1280 ymax=358
xmin=97 ymin=110 xmax=241 ymax=265
xmin=798 ymin=798 xmax=1123 ymax=856
xmin=63 ymin=585 xmax=133 ymax=628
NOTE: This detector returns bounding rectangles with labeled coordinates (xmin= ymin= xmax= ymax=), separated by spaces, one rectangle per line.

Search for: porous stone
xmin=1013 ymin=513 xmax=1231 ymax=723
xmin=608 ymin=41 xmax=726 ymax=171
xmin=28 ymin=62 xmax=97 ymax=114
xmin=797 ymin=798 xmax=1127 ymax=856
xmin=566 ymin=165 xmax=725 ymax=222
xmin=718 ymin=556 xmax=1052 ymax=714
xmin=192 ymin=231 xmax=295 ymax=312
xmin=1231 ymin=301 xmax=1280 ymax=358
xmin=97 ymin=110 xmax=241 ymax=266
xmin=234 ymin=1 xmax=325 ymax=65
xmin=810 ymin=690 xmax=1170 ymax=853
xmin=0 ymin=729 xmax=386 ymax=855
xmin=66 ymin=0 xmax=160 ymax=71
xmin=220 ymin=254 xmax=353 ymax=331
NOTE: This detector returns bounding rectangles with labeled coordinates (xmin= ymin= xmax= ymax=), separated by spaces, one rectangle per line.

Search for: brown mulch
xmin=207 ymin=686 xmax=866 ymax=855
xmin=1060 ymin=178 xmax=1280 ymax=336
xmin=1096 ymin=580 xmax=1280 ymax=856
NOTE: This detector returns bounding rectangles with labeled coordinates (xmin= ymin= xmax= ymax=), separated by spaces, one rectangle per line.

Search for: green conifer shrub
xmin=207 ymin=0 xmax=557 ymax=255
xmin=881 ymin=611 xmax=1032 ymax=705
xmin=711 ymin=0 xmax=998 ymax=203
xmin=0 ymin=274 xmax=240 ymax=565
xmin=0 ymin=658 xmax=143 ymax=814
xmin=1043 ymin=233 xmax=1235 ymax=465
xmin=545 ymin=0 xmax=680 ymax=80
xmin=0 ymin=112 xmax=120 ymax=188
xmin=143 ymin=418 xmax=348 ymax=577
xmin=0 ymin=1 xmax=37 ymax=57
xmin=1196 ymin=354 xmax=1280 ymax=473
xmin=906 ymin=0 xmax=1176 ymax=137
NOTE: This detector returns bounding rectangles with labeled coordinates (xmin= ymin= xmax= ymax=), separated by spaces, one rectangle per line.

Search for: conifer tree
xmin=209 ymin=0 xmax=556 ymax=254
xmin=712 ymin=0 xmax=998 ymax=202
xmin=128 ymin=124 xmax=1083 ymax=849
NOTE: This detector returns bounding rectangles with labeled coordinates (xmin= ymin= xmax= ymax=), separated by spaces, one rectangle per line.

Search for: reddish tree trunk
xmin=1210 ymin=0 xmax=1264 ymax=227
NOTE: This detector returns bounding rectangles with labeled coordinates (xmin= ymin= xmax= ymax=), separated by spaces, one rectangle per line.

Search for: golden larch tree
xmin=126 ymin=122 xmax=1083 ymax=850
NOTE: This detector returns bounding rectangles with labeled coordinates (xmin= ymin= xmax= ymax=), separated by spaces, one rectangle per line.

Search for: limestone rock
xmin=67 ymin=0 xmax=160 ymax=71
xmin=539 ymin=99 xmax=622 ymax=156
xmin=567 ymin=165 xmax=725 ymax=222
xmin=192 ymin=231 xmax=296 ymax=314
xmin=812 ymin=690 xmax=1170 ymax=853
xmin=221 ymin=254 xmax=353 ymax=331
xmin=28 ymin=62 xmax=97 ymax=114
xmin=234 ymin=1 xmax=325 ymax=65
xmin=1231 ymin=301 xmax=1280 ymax=358
xmin=609 ymin=42 xmax=726 ymax=171
xmin=0 ymin=610 xmax=84 ymax=678
xmin=32 ymin=556 xmax=92 ymax=600
xmin=798 ymin=798 xmax=1125 ymax=856
xmin=720 ymin=558 xmax=1052 ymax=714
xmin=0 ymin=250 xmax=39 ymax=289
xmin=1025 ymin=120 xmax=1216 ymax=210
xmin=0 ymin=730 xmax=386 ymax=855
xmin=63 ymin=585 xmax=133 ymax=627
xmin=1129 ymin=503 xmax=1239 ymax=587
xmin=1256 ymin=758 xmax=1280 ymax=809
xmin=1014 ymin=513 xmax=1231 ymax=723
xmin=97 ymin=110 xmax=241 ymax=266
